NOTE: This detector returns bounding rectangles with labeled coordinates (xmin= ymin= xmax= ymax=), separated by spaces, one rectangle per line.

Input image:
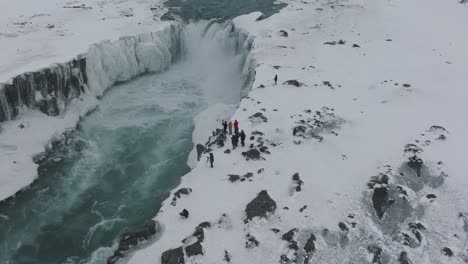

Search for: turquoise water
xmin=0 ymin=22 xmax=247 ymax=264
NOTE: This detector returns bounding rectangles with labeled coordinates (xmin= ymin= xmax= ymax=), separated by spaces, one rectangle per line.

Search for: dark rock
xmin=408 ymin=222 xmax=425 ymax=243
xmin=404 ymin=144 xmax=422 ymax=155
xmin=291 ymin=173 xmax=304 ymax=193
xmin=426 ymin=194 xmax=437 ymax=199
xmin=408 ymin=156 xmax=423 ymax=177
xmin=245 ymin=233 xmax=260 ymax=248
xmin=323 ymin=81 xmax=333 ymax=88
xmin=299 ymin=205 xmax=307 ymax=212
xmin=372 ymin=186 xmax=393 ymax=219
xmin=252 ymin=130 xmax=264 ymax=136
xmin=338 ymin=222 xmax=348 ymax=232
xmin=338 ymin=40 xmax=346 ymax=45
xmin=368 ymin=174 xmax=390 ymax=188
xmin=367 ymin=245 xmax=382 ymax=263
xmin=259 ymin=146 xmax=270 ymax=154
xmin=279 ymin=30 xmax=289 ymax=37
xmin=258 ymin=168 xmax=264 ymax=174
xmin=303 ymin=233 xmax=316 ymax=264
xmin=245 ymin=190 xmax=277 ymax=222
xmin=228 ymin=174 xmax=241 ymax=182
xmin=19 ymin=124 xmax=25 ymax=129
xmin=288 ymin=241 xmax=299 ymax=250
xmin=161 ymin=247 xmax=185 ymax=264
xmin=185 ymin=242 xmax=203 ymax=257
xmin=324 ymin=41 xmax=336 ymax=45
xmin=171 ymin=188 xmax=192 ymax=206
xmin=196 ymin=144 xmax=207 ymax=161
xmin=180 ymin=209 xmax=189 ymax=219
xmin=249 ymin=112 xmax=268 ymax=122
xmin=398 ymin=251 xmax=412 ymax=264
xmin=282 ymin=228 xmax=297 ymax=242
xmin=242 ymin=149 xmax=263 ymax=161
xmin=197 ymin=222 xmax=211 ymax=229
xmin=108 ymin=220 xmax=158 ymax=263
xmin=442 ymin=247 xmax=453 ymax=257
xmin=271 ymin=228 xmax=281 ymax=233
xmin=352 ymin=44 xmax=360 ymax=48
xmin=224 ymin=149 xmax=231 ymax=154
xmin=386 ymin=39 xmax=392 ymax=42
xmin=273 ymin=65 xmax=281 ymax=69
xmin=283 ymin=80 xmax=304 ymax=87
xmin=244 ymin=172 xmax=254 ymax=178
xmin=257 ymin=84 xmax=265 ymax=89
xmin=256 ymin=14 xmax=267 ymax=21
xmin=293 ymin=125 xmax=307 ymax=137
xmin=402 ymin=84 xmax=411 ymax=88
xmin=224 ymin=250 xmax=232 ymax=262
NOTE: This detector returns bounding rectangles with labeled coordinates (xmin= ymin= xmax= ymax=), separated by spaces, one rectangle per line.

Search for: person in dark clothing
xmin=232 ymin=134 xmax=239 ymax=149
xmin=240 ymin=130 xmax=246 ymax=147
xmin=222 ymin=120 xmax=228 ymax=134
xmin=209 ymin=153 xmax=214 ymax=168
xmin=274 ymin=74 xmax=278 ymax=85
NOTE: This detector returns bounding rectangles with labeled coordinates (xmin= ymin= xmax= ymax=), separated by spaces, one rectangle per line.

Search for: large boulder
xmin=107 ymin=220 xmax=158 ymax=264
xmin=241 ymin=149 xmax=263 ymax=161
xmin=196 ymin=144 xmax=207 ymax=161
xmin=161 ymin=247 xmax=185 ymax=264
xmin=245 ymin=190 xmax=277 ymax=222
xmin=185 ymin=241 xmax=204 ymax=257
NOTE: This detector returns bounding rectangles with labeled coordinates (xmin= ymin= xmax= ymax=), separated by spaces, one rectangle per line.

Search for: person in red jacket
xmin=234 ymin=120 xmax=239 ymax=134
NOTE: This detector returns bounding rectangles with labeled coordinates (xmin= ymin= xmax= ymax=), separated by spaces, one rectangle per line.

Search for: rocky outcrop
xmin=107 ymin=220 xmax=158 ymax=264
xmin=0 ymin=57 xmax=88 ymax=122
xmin=161 ymin=247 xmax=185 ymax=264
xmin=245 ymin=190 xmax=277 ymax=222
xmin=171 ymin=188 xmax=192 ymax=206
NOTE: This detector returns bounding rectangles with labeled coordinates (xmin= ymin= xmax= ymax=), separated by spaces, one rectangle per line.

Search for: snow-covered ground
xmin=123 ymin=0 xmax=468 ymax=263
xmin=0 ymin=0 xmax=168 ymax=82
xmin=1 ymin=0 xmax=468 ymax=262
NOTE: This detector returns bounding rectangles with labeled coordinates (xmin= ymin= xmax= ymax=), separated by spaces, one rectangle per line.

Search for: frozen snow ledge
xmin=0 ymin=22 xmax=182 ymax=202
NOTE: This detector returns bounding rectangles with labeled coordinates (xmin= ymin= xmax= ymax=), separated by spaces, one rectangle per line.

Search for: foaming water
xmin=0 ymin=21 xmax=248 ymax=264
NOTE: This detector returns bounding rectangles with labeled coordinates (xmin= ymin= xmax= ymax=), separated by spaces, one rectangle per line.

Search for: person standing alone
xmin=209 ymin=153 xmax=214 ymax=168
xmin=274 ymin=74 xmax=278 ymax=85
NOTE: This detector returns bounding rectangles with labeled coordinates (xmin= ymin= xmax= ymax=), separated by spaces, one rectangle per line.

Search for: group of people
xmin=222 ymin=120 xmax=246 ymax=149
xmin=208 ymin=75 xmax=281 ymax=168
xmin=208 ymin=119 xmax=247 ymax=168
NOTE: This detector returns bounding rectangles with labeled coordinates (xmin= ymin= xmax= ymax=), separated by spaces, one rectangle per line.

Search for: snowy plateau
xmin=1 ymin=0 xmax=468 ymax=263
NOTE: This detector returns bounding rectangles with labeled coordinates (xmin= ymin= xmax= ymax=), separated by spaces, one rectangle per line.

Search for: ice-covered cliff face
xmin=0 ymin=57 xmax=88 ymax=122
xmin=0 ymin=23 xmax=182 ymax=123
xmin=0 ymin=22 xmax=255 ymax=123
